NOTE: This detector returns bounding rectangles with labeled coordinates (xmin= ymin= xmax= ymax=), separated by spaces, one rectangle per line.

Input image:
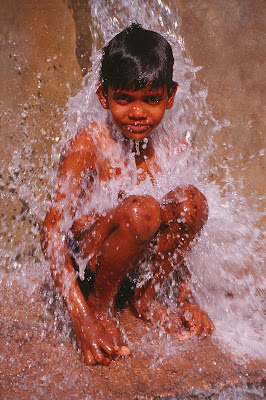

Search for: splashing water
xmin=1 ymin=0 xmax=265 ymax=372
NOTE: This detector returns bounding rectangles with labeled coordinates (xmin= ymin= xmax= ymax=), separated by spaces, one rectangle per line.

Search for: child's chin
xmin=123 ymin=131 xmax=151 ymax=142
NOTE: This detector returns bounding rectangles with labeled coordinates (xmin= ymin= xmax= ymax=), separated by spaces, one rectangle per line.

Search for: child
xmin=42 ymin=24 xmax=214 ymax=366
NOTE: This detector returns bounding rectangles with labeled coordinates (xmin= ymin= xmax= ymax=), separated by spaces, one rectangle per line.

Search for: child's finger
xmin=198 ymin=314 xmax=214 ymax=338
xmin=188 ymin=310 xmax=205 ymax=336
xmin=210 ymin=318 xmax=215 ymax=332
xmin=90 ymin=343 xmax=112 ymax=365
xmin=198 ymin=323 xmax=209 ymax=338
xmin=180 ymin=308 xmax=193 ymax=329
xmin=117 ymin=345 xmax=131 ymax=356
xmin=181 ymin=306 xmax=202 ymax=332
xmin=83 ymin=348 xmax=96 ymax=365
xmin=99 ymin=338 xmax=117 ymax=356
xmin=176 ymin=329 xmax=192 ymax=341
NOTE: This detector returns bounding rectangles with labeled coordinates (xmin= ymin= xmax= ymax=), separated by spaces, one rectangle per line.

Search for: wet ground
xmin=1 ymin=279 xmax=265 ymax=399
xmin=0 ymin=0 xmax=265 ymax=398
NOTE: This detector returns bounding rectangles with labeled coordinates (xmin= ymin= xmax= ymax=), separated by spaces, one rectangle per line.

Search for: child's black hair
xmin=100 ymin=23 xmax=175 ymax=95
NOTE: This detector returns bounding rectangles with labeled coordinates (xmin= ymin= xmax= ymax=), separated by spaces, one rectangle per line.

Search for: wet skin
xmin=42 ymin=84 xmax=214 ymax=366
xmin=96 ymin=82 xmax=177 ymax=141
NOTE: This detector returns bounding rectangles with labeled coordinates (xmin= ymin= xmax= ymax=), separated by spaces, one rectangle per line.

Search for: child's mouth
xmin=126 ymin=124 xmax=149 ymax=133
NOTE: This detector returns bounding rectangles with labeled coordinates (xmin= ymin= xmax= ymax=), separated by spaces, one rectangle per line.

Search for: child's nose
xmin=129 ymin=104 xmax=147 ymax=119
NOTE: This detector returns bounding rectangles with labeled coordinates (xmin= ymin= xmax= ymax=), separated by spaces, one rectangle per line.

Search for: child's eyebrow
xmin=112 ymin=90 xmax=132 ymax=96
xmin=144 ymin=93 xmax=164 ymax=98
xmin=112 ymin=92 xmax=133 ymax=101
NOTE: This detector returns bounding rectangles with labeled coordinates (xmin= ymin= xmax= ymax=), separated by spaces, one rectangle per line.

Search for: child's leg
xmin=133 ymin=185 xmax=213 ymax=338
xmin=75 ymin=195 xmax=161 ymax=350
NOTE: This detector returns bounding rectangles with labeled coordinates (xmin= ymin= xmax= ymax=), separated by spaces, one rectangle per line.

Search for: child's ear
xmin=166 ymin=82 xmax=178 ymax=109
xmin=96 ymin=82 xmax=109 ymax=109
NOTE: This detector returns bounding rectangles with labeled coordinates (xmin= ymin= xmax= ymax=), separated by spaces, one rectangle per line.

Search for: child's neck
xmin=132 ymin=139 xmax=154 ymax=166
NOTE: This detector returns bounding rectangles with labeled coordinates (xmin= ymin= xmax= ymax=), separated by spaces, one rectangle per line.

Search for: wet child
xmin=42 ymin=24 xmax=214 ymax=366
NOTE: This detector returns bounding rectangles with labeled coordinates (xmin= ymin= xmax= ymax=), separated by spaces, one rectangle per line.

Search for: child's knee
xmin=180 ymin=185 xmax=208 ymax=233
xmin=163 ymin=185 xmax=208 ymax=234
xmin=122 ymin=195 xmax=161 ymax=242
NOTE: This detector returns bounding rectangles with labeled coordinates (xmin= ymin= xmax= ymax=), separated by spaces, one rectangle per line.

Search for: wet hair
xmin=99 ymin=23 xmax=175 ymax=95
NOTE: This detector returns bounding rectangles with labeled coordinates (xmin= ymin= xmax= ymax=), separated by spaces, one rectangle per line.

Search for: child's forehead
xmin=109 ymin=82 xmax=167 ymax=94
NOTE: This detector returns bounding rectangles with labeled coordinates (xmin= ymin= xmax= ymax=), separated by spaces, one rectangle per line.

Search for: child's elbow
xmin=41 ymin=210 xmax=61 ymax=256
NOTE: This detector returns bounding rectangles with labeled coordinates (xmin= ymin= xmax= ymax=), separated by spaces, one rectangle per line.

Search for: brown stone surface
xmin=0 ymin=281 xmax=265 ymax=399
xmin=0 ymin=0 xmax=265 ymax=399
xmin=173 ymin=0 xmax=265 ymax=210
xmin=0 ymin=0 xmax=82 ymax=259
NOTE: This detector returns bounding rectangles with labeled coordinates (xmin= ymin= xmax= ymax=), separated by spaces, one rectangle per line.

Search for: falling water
xmin=65 ymin=0 xmax=265 ymax=361
xmin=1 ymin=0 xmax=265 ymax=392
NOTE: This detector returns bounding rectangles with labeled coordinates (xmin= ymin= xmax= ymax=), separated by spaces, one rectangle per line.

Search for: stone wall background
xmin=0 ymin=0 xmax=82 ymax=263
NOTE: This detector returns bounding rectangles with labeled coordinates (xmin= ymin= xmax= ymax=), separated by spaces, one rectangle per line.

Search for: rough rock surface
xmin=0 ymin=280 xmax=265 ymax=399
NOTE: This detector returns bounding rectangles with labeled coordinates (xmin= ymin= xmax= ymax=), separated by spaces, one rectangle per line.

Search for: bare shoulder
xmin=68 ymin=125 xmax=97 ymax=153
xmin=70 ymin=122 xmax=112 ymax=152
xmin=58 ymin=123 xmax=107 ymax=176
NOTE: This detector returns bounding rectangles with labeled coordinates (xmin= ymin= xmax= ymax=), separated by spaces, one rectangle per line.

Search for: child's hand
xmin=179 ymin=302 xmax=214 ymax=338
xmin=74 ymin=312 xmax=118 ymax=365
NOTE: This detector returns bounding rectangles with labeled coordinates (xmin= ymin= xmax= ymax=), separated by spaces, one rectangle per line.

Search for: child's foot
xmin=133 ymin=295 xmax=191 ymax=340
xmin=178 ymin=301 xmax=215 ymax=338
xmin=133 ymin=291 xmax=214 ymax=339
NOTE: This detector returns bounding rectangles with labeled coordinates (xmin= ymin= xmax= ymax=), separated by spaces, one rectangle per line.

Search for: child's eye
xmin=113 ymin=94 xmax=132 ymax=104
xmin=145 ymin=96 xmax=162 ymax=104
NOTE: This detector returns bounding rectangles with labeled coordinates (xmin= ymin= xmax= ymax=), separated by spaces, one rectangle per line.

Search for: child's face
xmin=97 ymin=83 xmax=177 ymax=141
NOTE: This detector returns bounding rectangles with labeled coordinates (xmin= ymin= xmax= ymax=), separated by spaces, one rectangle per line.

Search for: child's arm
xmin=178 ymin=131 xmax=192 ymax=153
xmin=42 ymin=129 xmax=116 ymax=365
